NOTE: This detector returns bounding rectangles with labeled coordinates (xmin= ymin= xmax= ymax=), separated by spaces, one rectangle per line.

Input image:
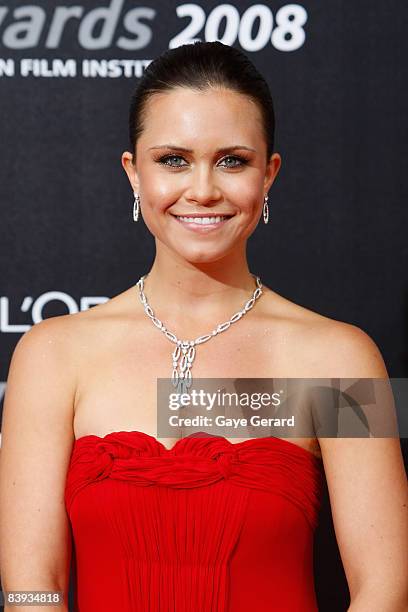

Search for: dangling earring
xmin=133 ymin=192 xmax=140 ymax=222
xmin=263 ymin=194 xmax=269 ymax=224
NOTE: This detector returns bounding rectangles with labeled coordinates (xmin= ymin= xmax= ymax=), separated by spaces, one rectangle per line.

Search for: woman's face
xmin=122 ymin=87 xmax=281 ymax=263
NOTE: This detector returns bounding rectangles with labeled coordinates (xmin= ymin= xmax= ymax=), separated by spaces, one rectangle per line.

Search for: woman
xmin=0 ymin=41 xmax=407 ymax=612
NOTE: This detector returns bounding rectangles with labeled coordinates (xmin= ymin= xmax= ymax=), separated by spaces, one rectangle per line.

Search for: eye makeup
xmin=154 ymin=153 xmax=250 ymax=169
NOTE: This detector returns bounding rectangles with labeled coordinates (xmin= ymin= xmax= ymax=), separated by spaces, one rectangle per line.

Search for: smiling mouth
xmin=171 ymin=214 xmax=234 ymax=226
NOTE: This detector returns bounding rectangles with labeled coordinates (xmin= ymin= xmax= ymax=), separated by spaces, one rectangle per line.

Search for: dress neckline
xmin=73 ymin=429 xmax=322 ymax=461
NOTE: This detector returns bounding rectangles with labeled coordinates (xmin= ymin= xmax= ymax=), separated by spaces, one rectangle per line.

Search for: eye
xmin=219 ymin=155 xmax=249 ymax=168
xmin=156 ymin=154 xmax=186 ymax=168
xmin=155 ymin=154 xmax=249 ymax=169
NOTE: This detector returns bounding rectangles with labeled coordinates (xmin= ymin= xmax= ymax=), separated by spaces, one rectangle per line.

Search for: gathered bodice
xmin=65 ymin=430 xmax=324 ymax=611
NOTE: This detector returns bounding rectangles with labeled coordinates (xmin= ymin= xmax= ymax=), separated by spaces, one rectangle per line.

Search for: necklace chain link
xmin=136 ymin=274 xmax=263 ymax=394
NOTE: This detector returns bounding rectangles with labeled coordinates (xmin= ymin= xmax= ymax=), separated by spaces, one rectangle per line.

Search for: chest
xmin=72 ymin=315 xmax=319 ymax=457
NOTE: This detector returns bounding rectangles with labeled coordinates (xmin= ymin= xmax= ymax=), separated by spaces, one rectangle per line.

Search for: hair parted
xmin=128 ymin=41 xmax=276 ymax=163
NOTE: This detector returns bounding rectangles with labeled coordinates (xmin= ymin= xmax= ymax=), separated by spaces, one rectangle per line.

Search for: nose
xmin=185 ymin=164 xmax=222 ymax=205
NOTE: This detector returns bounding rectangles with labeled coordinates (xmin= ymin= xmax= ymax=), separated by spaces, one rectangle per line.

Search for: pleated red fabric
xmin=64 ymin=430 xmax=324 ymax=611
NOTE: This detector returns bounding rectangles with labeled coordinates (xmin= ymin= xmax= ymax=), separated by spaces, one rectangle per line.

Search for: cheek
xmin=140 ymin=165 xmax=181 ymax=204
xmin=150 ymin=181 xmax=178 ymax=200
xmin=226 ymin=177 xmax=262 ymax=204
xmin=231 ymin=188 xmax=262 ymax=215
xmin=140 ymin=188 xmax=179 ymax=219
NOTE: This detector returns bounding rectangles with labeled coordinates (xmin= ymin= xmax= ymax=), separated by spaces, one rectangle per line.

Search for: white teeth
xmin=176 ymin=216 xmax=228 ymax=224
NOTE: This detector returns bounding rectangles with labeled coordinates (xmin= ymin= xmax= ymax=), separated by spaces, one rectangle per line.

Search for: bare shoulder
xmin=304 ymin=315 xmax=389 ymax=378
xmin=58 ymin=285 xmax=137 ymax=329
xmin=18 ymin=309 xmax=81 ymax=350
xmin=5 ymin=312 xmax=81 ymax=393
xmin=3 ymin=312 xmax=81 ymax=431
xmin=3 ymin=306 xmax=104 ymax=432
xmin=36 ymin=287 xmax=143 ymax=387
xmin=20 ymin=292 xmax=127 ymax=361
xmin=261 ymin=286 xmax=388 ymax=378
xmin=1 ymin=300 xmax=124 ymax=453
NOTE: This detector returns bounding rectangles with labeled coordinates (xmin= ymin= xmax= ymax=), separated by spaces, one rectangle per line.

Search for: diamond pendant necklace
xmin=136 ymin=273 xmax=263 ymax=394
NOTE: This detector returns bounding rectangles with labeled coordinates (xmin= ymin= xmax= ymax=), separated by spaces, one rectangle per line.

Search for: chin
xmin=178 ymin=248 xmax=229 ymax=264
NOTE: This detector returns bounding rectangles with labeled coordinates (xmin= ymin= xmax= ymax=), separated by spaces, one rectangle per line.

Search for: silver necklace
xmin=136 ymin=273 xmax=263 ymax=394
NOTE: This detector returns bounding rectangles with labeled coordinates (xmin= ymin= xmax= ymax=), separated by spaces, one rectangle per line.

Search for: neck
xmin=136 ymin=241 xmax=260 ymax=328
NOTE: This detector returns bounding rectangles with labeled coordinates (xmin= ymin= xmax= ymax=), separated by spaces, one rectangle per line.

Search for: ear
xmin=121 ymin=151 xmax=140 ymax=193
xmin=264 ymin=152 xmax=281 ymax=192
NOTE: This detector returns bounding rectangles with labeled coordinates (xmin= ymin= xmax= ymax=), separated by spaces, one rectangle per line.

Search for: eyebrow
xmin=148 ymin=144 xmax=256 ymax=153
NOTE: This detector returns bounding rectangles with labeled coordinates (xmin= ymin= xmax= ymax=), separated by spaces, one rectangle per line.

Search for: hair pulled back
xmin=128 ymin=41 xmax=276 ymax=163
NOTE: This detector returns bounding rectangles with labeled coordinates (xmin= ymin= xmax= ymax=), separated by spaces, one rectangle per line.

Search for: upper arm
xmin=0 ymin=315 xmax=77 ymax=598
xmin=318 ymin=324 xmax=408 ymax=604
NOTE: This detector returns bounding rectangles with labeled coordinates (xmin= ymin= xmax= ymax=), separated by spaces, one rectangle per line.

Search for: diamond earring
xmin=133 ymin=192 xmax=140 ymax=222
xmin=263 ymin=194 xmax=269 ymax=224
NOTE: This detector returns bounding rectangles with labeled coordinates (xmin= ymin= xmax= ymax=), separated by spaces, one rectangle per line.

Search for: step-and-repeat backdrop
xmin=0 ymin=2 xmax=406 ymax=610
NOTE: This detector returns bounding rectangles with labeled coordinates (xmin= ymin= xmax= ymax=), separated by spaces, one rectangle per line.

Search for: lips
xmin=171 ymin=214 xmax=233 ymax=232
xmin=170 ymin=213 xmax=234 ymax=219
xmin=172 ymin=215 xmax=231 ymax=223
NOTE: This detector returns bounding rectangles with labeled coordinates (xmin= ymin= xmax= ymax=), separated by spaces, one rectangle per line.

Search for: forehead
xmin=138 ymin=87 xmax=263 ymax=148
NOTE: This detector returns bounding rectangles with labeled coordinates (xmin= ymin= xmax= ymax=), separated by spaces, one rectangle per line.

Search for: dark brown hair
xmin=128 ymin=41 xmax=276 ymax=163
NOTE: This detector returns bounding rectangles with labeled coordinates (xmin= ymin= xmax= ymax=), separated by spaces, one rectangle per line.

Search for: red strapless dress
xmin=64 ymin=431 xmax=323 ymax=611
